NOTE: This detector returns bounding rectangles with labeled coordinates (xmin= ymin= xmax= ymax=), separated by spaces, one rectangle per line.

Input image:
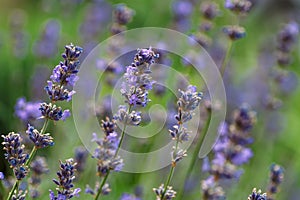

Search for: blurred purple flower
xmin=15 ymin=97 xmax=41 ymax=122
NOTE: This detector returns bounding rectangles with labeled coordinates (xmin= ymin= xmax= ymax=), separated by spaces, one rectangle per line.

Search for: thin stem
xmin=177 ymin=111 xmax=212 ymax=199
xmin=220 ymin=40 xmax=233 ymax=77
xmin=6 ymin=180 xmax=19 ymax=200
xmin=94 ymin=172 xmax=109 ymax=200
xmin=161 ymin=135 xmax=180 ymax=199
xmin=94 ymin=105 xmax=132 ymax=200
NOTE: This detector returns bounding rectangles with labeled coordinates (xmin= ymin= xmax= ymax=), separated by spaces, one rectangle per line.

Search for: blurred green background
xmin=0 ymin=0 xmax=300 ymax=199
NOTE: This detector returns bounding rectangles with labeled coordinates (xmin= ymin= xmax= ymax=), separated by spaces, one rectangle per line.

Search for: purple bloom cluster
xmin=201 ymin=104 xmax=256 ymax=199
xmin=29 ymin=156 xmax=49 ymax=198
xmin=12 ymin=190 xmax=28 ymax=200
xmin=1 ymin=132 xmax=29 ymax=180
xmin=153 ymin=184 xmax=177 ymax=200
xmin=45 ymin=44 xmax=83 ymax=102
xmin=114 ymin=105 xmax=142 ymax=126
xmin=121 ymin=47 xmax=159 ymax=108
xmin=172 ymin=0 xmax=193 ymax=32
xmin=225 ymin=0 xmax=252 ymax=14
xmin=50 ymin=159 xmax=81 ymax=199
xmin=15 ymin=97 xmax=41 ymax=122
xmin=248 ymin=188 xmax=267 ymax=200
xmin=26 ymin=124 xmax=54 ymax=148
xmin=92 ymin=118 xmax=123 ymax=177
xmin=267 ymin=164 xmax=284 ymax=199
xmin=200 ymin=2 xmax=219 ymax=20
xmin=153 ymin=85 xmax=202 ymax=200
xmin=33 ymin=19 xmax=61 ymax=58
xmin=171 ymin=85 xmax=202 ymax=164
xmin=276 ymin=21 xmax=299 ymax=66
xmin=85 ymin=183 xmax=111 ymax=196
xmin=39 ymin=102 xmax=70 ymax=121
xmin=120 ymin=193 xmax=141 ymax=200
xmin=223 ymin=25 xmax=246 ymax=40
xmin=74 ymin=146 xmax=88 ymax=173
xmin=111 ymin=4 xmax=134 ymax=34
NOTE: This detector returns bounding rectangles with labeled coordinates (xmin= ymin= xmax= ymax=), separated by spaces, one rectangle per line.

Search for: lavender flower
xmin=113 ymin=4 xmax=134 ymax=25
xmin=202 ymin=105 xmax=256 ymax=198
xmin=29 ymin=156 xmax=49 ymax=198
xmin=277 ymin=21 xmax=299 ymax=53
xmin=225 ymin=0 xmax=252 ymax=14
xmin=120 ymin=193 xmax=141 ymax=200
xmin=15 ymin=97 xmax=41 ymax=122
xmin=172 ymin=0 xmax=193 ymax=32
xmin=50 ymin=158 xmax=81 ymax=199
xmin=45 ymin=81 xmax=76 ymax=102
xmin=26 ymin=124 xmax=54 ymax=148
xmin=248 ymin=188 xmax=267 ymax=200
xmin=2 ymin=132 xmax=29 ymax=180
xmin=12 ymin=190 xmax=28 ymax=200
xmin=29 ymin=156 xmax=49 ymax=185
xmin=223 ymin=25 xmax=246 ymax=40
xmin=74 ymin=146 xmax=88 ymax=173
xmin=153 ymin=184 xmax=177 ymax=200
xmin=114 ymin=105 xmax=142 ymax=126
xmin=201 ymin=176 xmax=225 ymax=200
xmin=0 ymin=172 xmax=4 ymax=180
xmin=200 ymin=2 xmax=219 ymax=20
xmin=85 ymin=183 xmax=111 ymax=196
xmin=120 ymin=47 xmax=159 ymax=107
xmin=33 ymin=19 xmax=61 ymax=58
xmin=267 ymin=164 xmax=284 ymax=199
xmin=92 ymin=118 xmax=123 ymax=177
xmin=45 ymin=43 xmax=83 ymax=103
xmin=111 ymin=4 xmax=134 ymax=34
xmin=276 ymin=21 xmax=299 ymax=66
xmin=154 ymin=85 xmax=202 ymax=199
xmin=39 ymin=102 xmax=70 ymax=121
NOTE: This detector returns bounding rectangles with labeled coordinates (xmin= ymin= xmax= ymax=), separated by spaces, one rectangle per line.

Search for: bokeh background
xmin=0 ymin=0 xmax=300 ymax=199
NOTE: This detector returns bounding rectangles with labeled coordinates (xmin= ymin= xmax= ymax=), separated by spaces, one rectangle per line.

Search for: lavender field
xmin=0 ymin=0 xmax=299 ymax=200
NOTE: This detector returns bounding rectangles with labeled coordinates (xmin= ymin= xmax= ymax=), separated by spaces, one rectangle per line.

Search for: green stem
xmin=177 ymin=111 xmax=212 ymax=199
xmin=0 ymin=179 xmax=5 ymax=198
xmin=94 ymin=105 xmax=132 ymax=200
xmin=161 ymin=138 xmax=180 ymax=199
xmin=6 ymin=180 xmax=19 ymax=200
xmin=220 ymin=40 xmax=233 ymax=77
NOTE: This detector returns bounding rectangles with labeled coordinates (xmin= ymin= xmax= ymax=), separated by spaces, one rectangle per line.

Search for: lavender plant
xmin=200 ymin=104 xmax=256 ymax=199
xmin=153 ymin=85 xmax=202 ymax=200
xmin=50 ymin=159 xmax=81 ymax=199
xmin=88 ymin=47 xmax=159 ymax=200
xmin=1 ymin=43 xmax=83 ymax=199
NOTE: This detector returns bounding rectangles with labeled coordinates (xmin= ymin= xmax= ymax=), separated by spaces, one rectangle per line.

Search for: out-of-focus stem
xmin=220 ymin=40 xmax=233 ymax=77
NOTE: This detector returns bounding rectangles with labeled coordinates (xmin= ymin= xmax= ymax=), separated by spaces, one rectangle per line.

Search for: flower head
xmin=248 ymin=188 xmax=267 ymax=200
xmin=92 ymin=118 xmax=124 ymax=177
xmin=121 ymin=47 xmax=159 ymax=107
xmin=26 ymin=124 xmax=54 ymax=148
xmin=268 ymin=164 xmax=284 ymax=196
xmin=223 ymin=25 xmax=246 ymax=40
xmin=153 ymin=184 xmax=176 ymax=200
xmin=51 ymin=158 xmax=81 ymax=199
xmin=2 ymin=132 xmax=29 ymax=180
xmin=225 ymin=0 xmax=252 ymax=14
xmin=15 ymin=97 xmax=41 ymax=122
xmin=39 ymin=102 xmax=70 ymax=121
